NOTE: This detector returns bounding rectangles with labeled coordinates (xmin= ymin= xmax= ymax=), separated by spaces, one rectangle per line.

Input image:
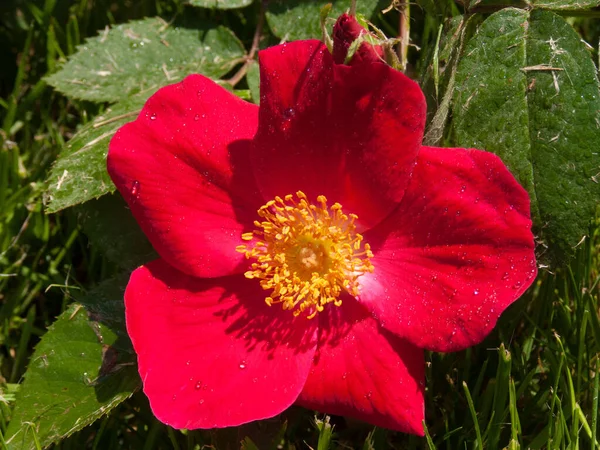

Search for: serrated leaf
xmin=44 ymin=94 xmax=147 ymax=213
xmin=470 ymin=0 xmax=600 ymax=9
xmin=75 ymin=193 xmax=157 ymax=270
xmin=46 ymin=18 xmax=245 ymax=103
xmin=5 ymin=276 xmax=138 ymax=450
xmin=532 ymin=0 xmax=600 ymax=8
xmin=188 ymin=0 xmax=253 ymax=8
xmin=452 ymin=8 xmax=600 ymax=264
xmin=266 ymin=0 xmax=381 ymax=41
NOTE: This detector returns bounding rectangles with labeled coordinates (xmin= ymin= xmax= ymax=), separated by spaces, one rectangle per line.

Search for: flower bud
xmin=332 ymin=13 xmax=384 ymax=65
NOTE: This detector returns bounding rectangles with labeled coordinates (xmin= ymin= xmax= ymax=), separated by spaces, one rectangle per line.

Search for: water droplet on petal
xmin=501 ymin=272 xmax=509 ymax=280
xmin=195 ymin=381 xmax=202 ymax=390
xmin=149 ymin=113 xmax=156 ymax=120
xmin=194 ymin=114 xmax=200 ymax=121
xmin=239 ymin=361 xmax=247 ymax=369
xmin=473 ymin=289 xmax=479 ymax=295
xmin=130 ymin=180 xmax=140 ymax=197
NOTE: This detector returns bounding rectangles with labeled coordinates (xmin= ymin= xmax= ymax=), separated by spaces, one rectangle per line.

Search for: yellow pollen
xmin=236 ymin=191 xmax=374 ymax=318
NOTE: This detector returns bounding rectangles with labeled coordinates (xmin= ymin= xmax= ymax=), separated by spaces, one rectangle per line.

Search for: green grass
xmin=1 ymin=0 xmax=599 ymax=448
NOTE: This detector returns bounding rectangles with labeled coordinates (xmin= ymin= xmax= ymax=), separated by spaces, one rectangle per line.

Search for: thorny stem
xmin=227 ymin=1 xmax=265 ymax=87
xmin=397 ymin=0 xmax=409 ymax=72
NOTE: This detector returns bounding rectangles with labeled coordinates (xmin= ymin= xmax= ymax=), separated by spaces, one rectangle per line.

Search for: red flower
xmin=107 ymin=40 xmax=536 ymax=435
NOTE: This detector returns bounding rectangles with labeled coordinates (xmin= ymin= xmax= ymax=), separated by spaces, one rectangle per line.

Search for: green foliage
xmin=46 ymin=18 xmax=245 ymax=103
xmin=469 ymin=0 xmax=600 ymax=9
xmin=188 ymin=0 xmax=254 ymax=8
xmin=452 ymin=8 xmax=600 ymax=264
xmin=75 ymin=194 xmax=157 ymax=270
xmin=4 ymin=276 xmax=139 ymax=450
xmin=246 ymin=59 xmax=260 ymax=104
xmin=533 ymin=0 xmax=600 ymax=8
xmin=265 ymin=0 xmax=381 ymax=40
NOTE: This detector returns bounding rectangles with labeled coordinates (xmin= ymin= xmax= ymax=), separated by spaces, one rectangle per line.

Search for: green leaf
xmin=46 ymin=18 xmax=245 ymax=103
xmin=470 ymin=0 xmax=600 ymax=9
xmin=246 ymin=59 xmax=260 ymax=104
xmin=188 ymin=0 xmax=253 ymax=8
xmin=5 ymin=276 xmax=139 ymax=450
xmin=452 ymin=8 xmax=600 ymax=264
xmin=532 ymin=0 xmax=600 ymax=8
xmin=468 ymin=0 xmax=526 ymax=10
xmin=75 ymin=193 xmax=157 ymax=270
xmin=266 ymin=0 xmax=381 ymax=41
xmin=44 ymin=94 xmax=146 ymax=213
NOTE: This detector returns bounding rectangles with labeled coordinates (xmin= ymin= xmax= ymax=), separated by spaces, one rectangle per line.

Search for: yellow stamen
xmin=237 ymin=191 xmax=374 ymax=318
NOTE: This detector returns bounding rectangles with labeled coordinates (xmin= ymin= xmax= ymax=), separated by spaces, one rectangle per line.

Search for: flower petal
xmin=126 ymin=259 xmax=317 ymax=429
xmin=359 ymin=146 xmax=537 ymax=353
xmin=107 ymin=75 xmax=260 ymax=279
xmin=296 ymin=298 xmax=425 ymax=435
xmin=251 ymin=40 xmax=426 ymax=229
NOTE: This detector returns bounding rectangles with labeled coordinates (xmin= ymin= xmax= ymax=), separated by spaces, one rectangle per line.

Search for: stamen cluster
xmin=237 ymin=191 xmax=374 ymax=318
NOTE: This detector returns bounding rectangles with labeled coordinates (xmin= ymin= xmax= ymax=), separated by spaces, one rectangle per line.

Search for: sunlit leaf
xmin=46 ymin=18 xmax=245 ymax=103
xmin=452 ymin=8 xmax=600 ymax=264
xmin=5 ymin=277 xmax=138 ymax=450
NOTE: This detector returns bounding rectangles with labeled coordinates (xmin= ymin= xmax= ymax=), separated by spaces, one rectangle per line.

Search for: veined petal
xmin=359 ymin=146 xmax=537 ymax=353
xmin=126 ymin=259 xmax=317 ymax=429
xmin=251 ymin=40 xmax=426 ymax=230
xmin=108 ymin=75 xmax=260 ymax=279
xmin=296 ymin=298 xmax=425 ymax=435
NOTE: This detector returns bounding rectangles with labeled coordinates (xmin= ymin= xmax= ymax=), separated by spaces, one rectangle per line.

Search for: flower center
xmin=236 ymin=191 xmax=374 ymax=319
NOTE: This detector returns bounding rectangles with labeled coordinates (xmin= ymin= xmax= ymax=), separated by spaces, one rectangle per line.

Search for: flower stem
xmin=226 ymin=1 xmax=265 ymax=87
xmin=397 ymin=0 xmax=409 ymax=72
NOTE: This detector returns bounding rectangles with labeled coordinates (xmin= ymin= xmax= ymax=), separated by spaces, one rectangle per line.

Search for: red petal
xmin=332 ymin=13 xmax=384 ymax=65
xmin=296 ymin=298 xmax=425 ymax=435
xmin=251 ymin=40 xmax=426 ymax=229
xmin=108 ymin=75 xmax=260 ymax=278
xmin=126 ymin=259 xmax=318 ymax=429
xmin=359 ymin=146 xmax=537 ymax=352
